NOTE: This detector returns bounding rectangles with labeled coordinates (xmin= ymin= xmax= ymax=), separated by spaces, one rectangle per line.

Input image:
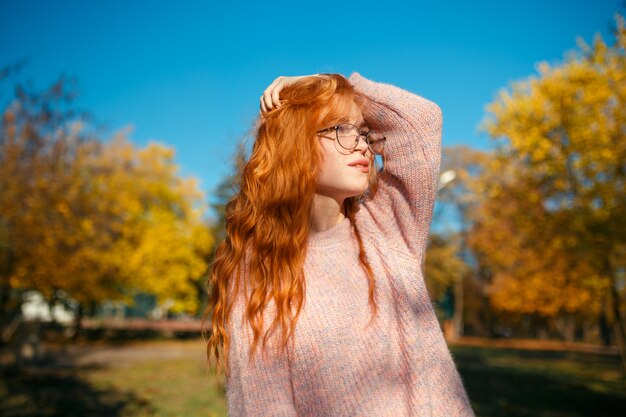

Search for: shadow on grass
xmin=452 ymin=345 xmax=626 ymax=417
xmin=0 ymin=364 xmax=154 ymax=417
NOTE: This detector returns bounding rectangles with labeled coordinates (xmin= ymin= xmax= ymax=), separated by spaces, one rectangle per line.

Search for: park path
xmin=48 ymin=336 xmax=618 ymax=369
xmin=42 ymin=338 xmax=209 ymax=368
xmin=3 ymin=335 xmax=617 ymax=369
xmin=456 ymin=336 xmax=619 ymax=355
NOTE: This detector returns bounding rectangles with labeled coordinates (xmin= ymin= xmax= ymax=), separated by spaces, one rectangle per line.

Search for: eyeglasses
xmin=316 ymin=123 xmax=386 ymax=155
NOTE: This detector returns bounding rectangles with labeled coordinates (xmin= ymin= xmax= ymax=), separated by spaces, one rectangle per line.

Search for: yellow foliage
xmin=0 ymin=110 xmax=214 ymax=315
xmin=470 ymin=14 xmax=626 ymax=318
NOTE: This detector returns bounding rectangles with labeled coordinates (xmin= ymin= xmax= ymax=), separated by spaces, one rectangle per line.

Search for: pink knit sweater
xmin=225 ymin=73 xmax=475 ymax=416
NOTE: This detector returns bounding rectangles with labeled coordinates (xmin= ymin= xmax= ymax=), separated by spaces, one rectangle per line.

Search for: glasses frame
xmin=316 ymin=123 xmax=386 ymax=155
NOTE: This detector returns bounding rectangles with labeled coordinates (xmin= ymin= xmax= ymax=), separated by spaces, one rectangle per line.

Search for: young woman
xmin=205 ymin=72 xmax=475 ymax=417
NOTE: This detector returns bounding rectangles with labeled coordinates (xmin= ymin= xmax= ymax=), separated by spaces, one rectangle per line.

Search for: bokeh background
xmin=1 ymin=1 xmax=625 ymax=416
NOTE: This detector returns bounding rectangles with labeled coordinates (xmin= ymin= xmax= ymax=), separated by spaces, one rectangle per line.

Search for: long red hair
xmin=203 ymin=74 xmax=383 ymax=379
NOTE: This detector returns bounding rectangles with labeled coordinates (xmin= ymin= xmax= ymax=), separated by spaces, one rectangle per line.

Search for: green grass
xmin=452 ymin=344 xmax=626 ymax=417
xmin=1 ymin=339 xmax=625 ymax=416
xmin=0 ymin=340 xmax=227 ymax=417
xmin=86 ymin=358 xmax=226 ymax=417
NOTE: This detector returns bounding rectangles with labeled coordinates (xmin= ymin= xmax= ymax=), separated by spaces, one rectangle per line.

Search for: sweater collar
xmin=307 ymin=216 xmax=352 ymax=249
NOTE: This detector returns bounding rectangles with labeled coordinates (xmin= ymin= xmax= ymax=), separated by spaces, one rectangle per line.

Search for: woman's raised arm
xmin=350 ymin=72 xmax=443 ymax=262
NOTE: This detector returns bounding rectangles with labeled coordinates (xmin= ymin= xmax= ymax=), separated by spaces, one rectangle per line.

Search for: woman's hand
xmin=260 ymin=74 xmax=320 ymax=113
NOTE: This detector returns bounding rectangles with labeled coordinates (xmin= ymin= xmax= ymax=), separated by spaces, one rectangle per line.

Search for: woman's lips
xmin=350 ymin=165 xmax=369 ymax=173
xmin=348 ymin=158 xmax=370 ymax=173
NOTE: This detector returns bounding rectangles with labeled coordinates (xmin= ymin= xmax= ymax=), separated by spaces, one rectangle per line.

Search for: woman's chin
xmin=346 ymin=186 xmax=369 ymax=199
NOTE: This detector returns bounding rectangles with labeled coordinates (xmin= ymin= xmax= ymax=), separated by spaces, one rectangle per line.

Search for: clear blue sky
xmin=0 ymin=1 xmax=621 ymax=221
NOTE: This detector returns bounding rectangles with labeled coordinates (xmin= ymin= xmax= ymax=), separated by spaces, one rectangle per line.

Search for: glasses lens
xmin=367 ymin=131 xmax=385 ymax=154
xmin=335 ymin=124 xmax=360 ymax=150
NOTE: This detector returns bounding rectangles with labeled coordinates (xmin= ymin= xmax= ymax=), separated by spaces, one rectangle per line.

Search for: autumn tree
xmin=0 ymin=73 xmax=91 ymax=324
xmin=471 ymin=14 xmax=626 ymax=368
xmin=0 ymin=72 xmax=214 ymax=336
xmin=83 ymin=134 xmax=214 ymax=315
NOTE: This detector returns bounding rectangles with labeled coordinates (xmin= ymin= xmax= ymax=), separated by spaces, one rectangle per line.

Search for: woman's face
xmin=315 ymin=102 xmax=373 ymax=204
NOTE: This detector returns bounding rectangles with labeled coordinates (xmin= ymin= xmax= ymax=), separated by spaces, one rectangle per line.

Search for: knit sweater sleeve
xmin=226 ymin=295 xmax=298 ymax=417
xmin=349 ymin=72 xmax=442 ymax=261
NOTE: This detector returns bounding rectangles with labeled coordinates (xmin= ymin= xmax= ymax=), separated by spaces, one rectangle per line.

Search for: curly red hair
xmin=203 ymin=74 xmax=383 ymax=379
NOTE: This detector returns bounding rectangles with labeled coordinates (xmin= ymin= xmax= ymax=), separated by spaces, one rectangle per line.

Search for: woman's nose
xmin=354 ymin=135 xmax=370 ymax=154
xmin=355 ymin=135 xmax=370 ymax=155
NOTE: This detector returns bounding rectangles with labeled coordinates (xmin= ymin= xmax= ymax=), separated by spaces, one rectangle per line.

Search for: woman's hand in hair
xmin=260 ymin=74 xmax=320 ymax=113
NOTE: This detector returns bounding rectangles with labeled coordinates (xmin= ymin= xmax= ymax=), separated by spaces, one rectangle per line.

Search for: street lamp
xmin=436 ymin=169 xmax=465 ymax=342
xmin=438 ymin=169 xmax=457 ymax=191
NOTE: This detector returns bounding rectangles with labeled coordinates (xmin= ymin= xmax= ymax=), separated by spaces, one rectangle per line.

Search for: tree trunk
xmin=609 ymin=281 xmax=626 ymax=377
xmin=451 ymin=273 xmax=464 ymax=341
xmin=599 ymin=294 xmax=612 ymax=346
xmin=558 ymin=314 xmax=576 ymax=341
xmin=0 ymin=282 xmax=10 ymax=344
xmin=72 ymin=302 xmax=83 ymax=340
xmin=603 ymin=254 xmax=626 ymax=377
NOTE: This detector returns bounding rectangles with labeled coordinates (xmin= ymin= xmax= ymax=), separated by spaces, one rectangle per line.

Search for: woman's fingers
xmin=271 ymin=85 xmax=281 ymax=108
xmin=262 ymin=89 xmax=275 ymax=112
xmin=260 ymin=76 xmax=283 ymax=112
xmin=259 ymin=74 xmax=321 ymax=113
xmin=260 ymin=95 xmax=267 ymax=113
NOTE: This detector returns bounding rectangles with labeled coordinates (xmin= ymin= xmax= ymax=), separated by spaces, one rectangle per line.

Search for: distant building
xmin=21 ymin=290 xmax=76 ymax=324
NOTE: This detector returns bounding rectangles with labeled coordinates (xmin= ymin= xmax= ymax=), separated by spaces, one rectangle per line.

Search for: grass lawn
xmin=86 ymin=358 xmax=226 ymax=417
xmin=1 ymin=338 xmax=625 ymax=416
xmin=453 ymin=343 xmax=626 ymax=417
xmin=0 ymin=339 xmax=227 ymax=417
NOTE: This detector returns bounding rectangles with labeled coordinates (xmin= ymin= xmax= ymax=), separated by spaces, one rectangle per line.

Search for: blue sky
xmin=0 ymin=1 xmax=621 ymax=221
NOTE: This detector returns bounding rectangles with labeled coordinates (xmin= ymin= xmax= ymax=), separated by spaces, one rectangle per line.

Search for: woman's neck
xmin=309 ymin=193 xmax=345 ymax=233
